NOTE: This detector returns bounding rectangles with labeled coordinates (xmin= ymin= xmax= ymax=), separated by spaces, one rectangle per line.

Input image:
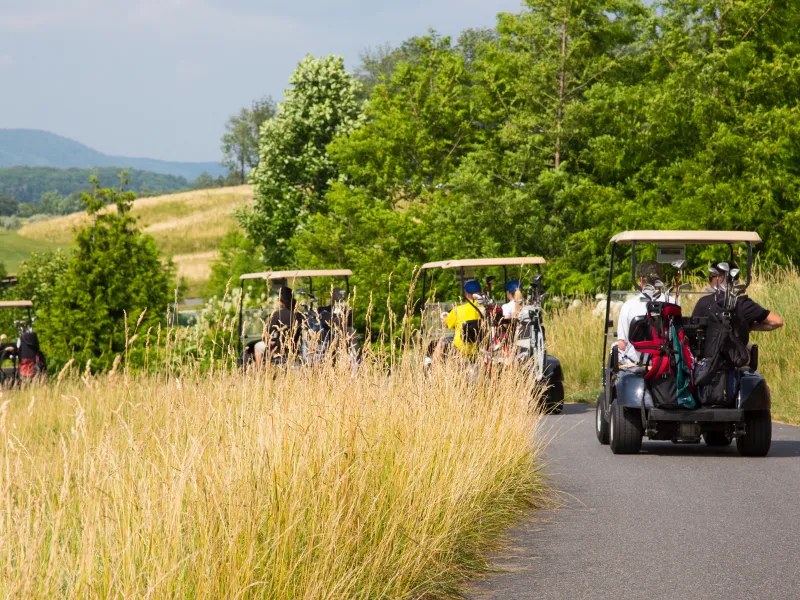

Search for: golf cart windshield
xmin=237 ymin=269 xmax=353 ymax=347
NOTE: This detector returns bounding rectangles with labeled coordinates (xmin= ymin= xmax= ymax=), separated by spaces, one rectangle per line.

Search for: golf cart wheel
xmin=546 ymin=381 xmax=564 ymax=414
xmin=703 ymin=430 xmax=732 ymax=447
xmin=736 ymin=410 xmax=772 ymax=457
xmin=609 ymin=400 xmax=642 ymax=454
xmin=596 ymin=391 xmax=610 ymax=445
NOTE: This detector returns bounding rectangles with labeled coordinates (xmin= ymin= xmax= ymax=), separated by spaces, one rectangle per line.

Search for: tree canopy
xmin=229 ymin=0 xmax=800 ymax=327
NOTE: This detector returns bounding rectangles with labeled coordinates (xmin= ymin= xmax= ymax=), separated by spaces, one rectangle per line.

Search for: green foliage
xmin=206 ymin=229 xmax=265 ymax=299
xmin=239 ymin=0 xmax=800 ymax=327
xmin=38 ymin=176 xmax=172 ymax=370
xmin=221 ymin=97 xmax=276 ymax=185
xmin=0 ymin=194 xmax=19 ymax=216
xmin=0 ymin=166 xmax=189 ymax=206
xmin=242 ymin=55 xmax=363 ymax=267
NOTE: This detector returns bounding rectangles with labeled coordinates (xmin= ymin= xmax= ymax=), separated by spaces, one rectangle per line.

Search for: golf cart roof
xmin=240 ymin=269 xmax=353 ymax=281
xmin=610 ymin=231 xmax=762 ymax=244
xmin=0 ymin=300 xmax=33 ymax=308
xmin=421 ymin=257 xmax=546 ymax=270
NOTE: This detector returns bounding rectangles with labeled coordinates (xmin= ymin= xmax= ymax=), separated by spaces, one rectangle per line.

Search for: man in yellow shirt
xmin=444 ymin=279 xmax=484 ymax=353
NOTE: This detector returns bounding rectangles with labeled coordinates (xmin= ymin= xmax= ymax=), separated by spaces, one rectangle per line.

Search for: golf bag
xmin=630 ymin=302 xmax=695 ymax=410
xmin=693 ymin=299 xmax=749 ymax=407
xmin=18 ymin=331 xmax=46 ymax=379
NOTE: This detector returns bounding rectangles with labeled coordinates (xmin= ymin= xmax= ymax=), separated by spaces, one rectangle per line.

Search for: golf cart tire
xmin=736 ymin=410 xmax=772 ymax=457
xmin=609 ymin=400 xmax=642 ymax=454
xmin=596 ymin=391 xmax=610 ymax=445
xmin=703 ymin=431 xmax=732 ymax=447
xmin=546 ymin=381 xmax=564 ymax=414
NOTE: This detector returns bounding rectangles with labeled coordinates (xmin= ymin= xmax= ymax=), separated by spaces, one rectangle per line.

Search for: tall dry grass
xmin=544 ymin=267 xmax=800 ymax=423
xmin=17 ymin=186 xmax=253 ymax=255
xmin=0 ymin=350 xmax=545 ymax=598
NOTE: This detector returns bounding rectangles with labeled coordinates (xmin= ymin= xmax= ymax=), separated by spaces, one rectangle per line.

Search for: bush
xmin=38 ymin=176 xmax=172 ymax=371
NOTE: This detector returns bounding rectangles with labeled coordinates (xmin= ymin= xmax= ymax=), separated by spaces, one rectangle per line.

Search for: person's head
xmin=331 ymin=287 xmax=346 ymax=303
xmin=462 ymin=279 xmax=482 ymax=301
xmin=635 ymin=260 xmax=663 ymax=288
xmin=279 ymin=286 xmax=294 ymax=309
xmin=709 ymin=261 xmax=739 ymax=288
xmin=504 ymin=279 xmax=520 ymax=301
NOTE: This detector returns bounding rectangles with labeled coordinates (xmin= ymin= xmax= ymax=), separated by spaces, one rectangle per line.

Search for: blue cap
xmin=504 ymin=279 xmax=520 ymax=293
xmin=463 ymin=279 xmax=482 ymax=295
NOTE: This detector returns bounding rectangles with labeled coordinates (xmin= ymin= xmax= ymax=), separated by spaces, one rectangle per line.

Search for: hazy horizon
xmin=0 ymin=0 xmax=524 ymax=163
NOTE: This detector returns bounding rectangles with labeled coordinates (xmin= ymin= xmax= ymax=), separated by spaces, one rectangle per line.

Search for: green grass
xmin=0 ymin=230 xmax=66 ymax=273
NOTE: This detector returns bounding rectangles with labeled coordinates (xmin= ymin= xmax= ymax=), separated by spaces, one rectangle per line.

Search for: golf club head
xmin=679 ymin=283 xmax=692 ymax=292
xmin=653 ymin=280 xmax=665 ymax=290
xmin=532 ymin=274 xmax=544 ymax=284
xmin=671 ymin=259 xmax=687 ymax=271
xmin=539 ymin=293 xmax=549 ymax=303
xmin=729 ymin=268 xmax=740 ymax=280
xmin=733 ymin=283 xmax=748 ymax=294
xmin=718 ymin=262 xmax=730 ymax=272
xmin=708 ymin=267 xmax=720 ymax=278
xmin=703 ymin=286 xmax=716 ymax=293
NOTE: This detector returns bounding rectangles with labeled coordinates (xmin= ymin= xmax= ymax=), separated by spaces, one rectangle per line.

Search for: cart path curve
xmin=468 ymin=403 xmax=800 ymax=600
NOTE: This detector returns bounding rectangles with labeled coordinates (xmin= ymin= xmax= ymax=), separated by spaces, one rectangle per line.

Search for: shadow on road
xmin=641 ymin=439 xmax=800 ymax=458
xmin=558 ymin=403 xmax=594 ymax=416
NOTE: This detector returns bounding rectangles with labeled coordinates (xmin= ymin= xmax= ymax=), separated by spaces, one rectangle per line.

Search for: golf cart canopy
xmin=0 ymin=300 xmax=33 ymax=308
xmin=421 ymin=257 xmax=546 ymax=270
xmin=610 ymin=231 xmax=762 ymax=245
xmin=240 ymin=269 xmax=353 ymax=280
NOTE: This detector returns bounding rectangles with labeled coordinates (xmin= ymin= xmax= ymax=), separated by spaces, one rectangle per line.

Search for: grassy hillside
xmin=15 ymin=185 xmax=253 ymax=289
xmin=0 ymin=230 xmax=65 ymax=273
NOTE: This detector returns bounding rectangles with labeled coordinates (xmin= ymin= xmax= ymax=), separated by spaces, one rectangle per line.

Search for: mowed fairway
xmin=15 ymin=185 xmax=252 ymax=286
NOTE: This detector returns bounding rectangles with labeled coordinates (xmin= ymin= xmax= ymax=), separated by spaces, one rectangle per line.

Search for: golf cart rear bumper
xmin=648 ymin=408 xmax=744 ymax=423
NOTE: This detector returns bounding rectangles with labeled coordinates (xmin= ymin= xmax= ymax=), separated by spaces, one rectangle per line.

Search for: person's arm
xmin=740 ymin=298 xmax=783 ymax=332
xmin=616 ymin=303 xmax=630 ymax=351
xmin=444 ymin=307 xmax=458 ymax=330
xmin=751 ymin=312 xmax=784 ymax=332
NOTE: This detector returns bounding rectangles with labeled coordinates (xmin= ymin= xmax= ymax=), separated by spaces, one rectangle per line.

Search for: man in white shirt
xmin=616 ymin=260 xmax=675 ymax=364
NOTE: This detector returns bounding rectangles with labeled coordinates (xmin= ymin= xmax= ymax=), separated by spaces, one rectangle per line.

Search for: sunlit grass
xmin=17 ymin=185 xmax=252 ymax=255
xmin=0 ymin=345 xmax=545 ymax=598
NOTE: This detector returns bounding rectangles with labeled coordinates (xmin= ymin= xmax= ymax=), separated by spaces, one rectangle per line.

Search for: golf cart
xmin=237 ymin=269 xmax=358 ymax=368
xmin=0 ymin=300 xmax=47 ymax=386
xmin=420 ymin=257 xmax=564 ymax=412
xmin=596 ymin=231 xmax=771 ymax=456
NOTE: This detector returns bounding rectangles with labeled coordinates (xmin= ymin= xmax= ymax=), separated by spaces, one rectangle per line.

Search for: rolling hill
xmin=12 ymin=185 xmax=254 ymax=290
xmin=0 ymin=129 xmax=226 ymax=180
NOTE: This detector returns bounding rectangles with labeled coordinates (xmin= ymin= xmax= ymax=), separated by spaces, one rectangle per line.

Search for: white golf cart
xmin=419 ymin=257 xmax=564 ymax=412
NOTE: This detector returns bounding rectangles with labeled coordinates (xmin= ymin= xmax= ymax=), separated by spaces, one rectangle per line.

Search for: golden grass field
xmin=0 ymin=347 xmax=546 ymax=598
xmin=547 ymin=266 xmax=800 ymax=424
xmin=16 ymin=186 xmax=252 ymax=288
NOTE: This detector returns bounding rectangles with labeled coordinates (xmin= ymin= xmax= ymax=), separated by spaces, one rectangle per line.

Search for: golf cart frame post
xmin=419 ymin=257 xmax=545 ymax=312
xmin=237 ymin=269 xmax=353 ymax=358
xmin=601 ymin=231 xmax=760 ymax=370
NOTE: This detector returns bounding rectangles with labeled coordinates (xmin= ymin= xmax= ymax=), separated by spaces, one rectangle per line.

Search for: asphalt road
xmin=469 ymin=403 xmax=800 ymax=600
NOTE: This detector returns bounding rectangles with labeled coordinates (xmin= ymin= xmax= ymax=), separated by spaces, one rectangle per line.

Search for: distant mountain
xmin=0 ymin=129 xmax=226 ymax=181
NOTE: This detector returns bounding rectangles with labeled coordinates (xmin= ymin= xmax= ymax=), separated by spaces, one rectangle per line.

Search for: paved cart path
xmin=469 ymin=404 xmax=800 ymax=600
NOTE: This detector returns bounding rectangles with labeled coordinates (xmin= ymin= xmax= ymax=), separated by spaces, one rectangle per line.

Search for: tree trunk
xmin=555 ymin=19 xmax=568 ymax=170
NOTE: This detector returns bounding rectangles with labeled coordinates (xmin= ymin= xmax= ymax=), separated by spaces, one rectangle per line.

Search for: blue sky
xmin=0 ymin=0 xmax=525 ymax=162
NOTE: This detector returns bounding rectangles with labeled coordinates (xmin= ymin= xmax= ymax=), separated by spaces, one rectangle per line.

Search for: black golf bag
xmin=18 ymin=331 xmax=46 ymax=379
